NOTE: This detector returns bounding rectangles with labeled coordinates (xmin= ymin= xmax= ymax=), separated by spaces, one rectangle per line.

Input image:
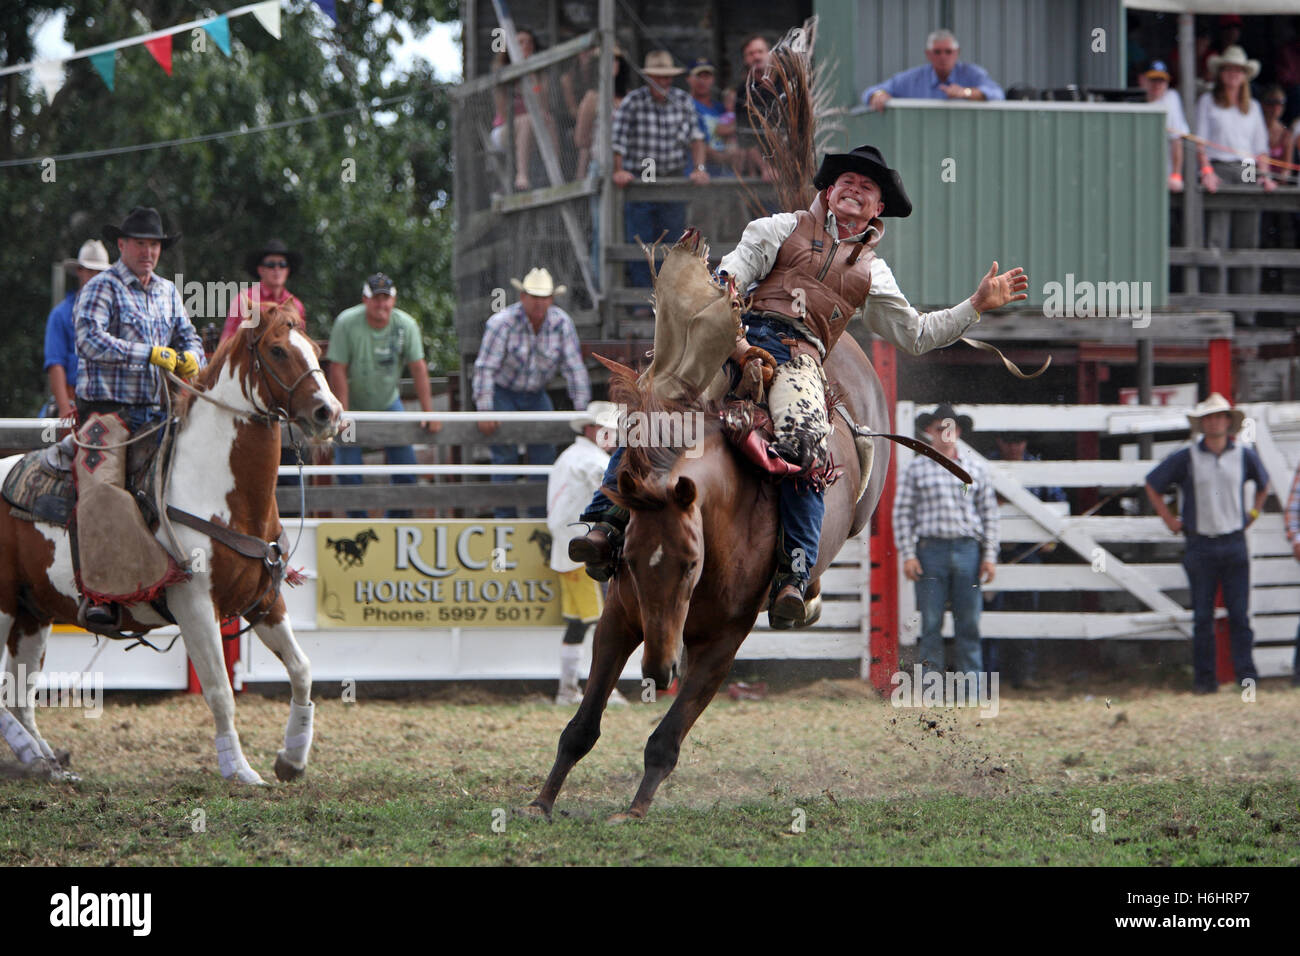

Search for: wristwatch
xmin=695 ymin=164 xmax=707 ymax=172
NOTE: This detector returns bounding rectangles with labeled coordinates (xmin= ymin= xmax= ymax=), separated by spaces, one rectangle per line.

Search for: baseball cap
xmin=363 ymin=272 xmax=397 ymax=298
xmin=689 ymin=58 xmax=716 ymax=76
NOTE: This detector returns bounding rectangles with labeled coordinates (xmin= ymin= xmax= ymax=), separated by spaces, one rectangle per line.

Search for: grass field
xmin=2 ymin=678 xmax=1298 ymax=865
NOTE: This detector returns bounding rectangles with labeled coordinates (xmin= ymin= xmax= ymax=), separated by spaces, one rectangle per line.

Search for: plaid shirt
xmin=75 ymin=260 xmax=204 ymax=405
xmin=893 ymin=449 xmax=1000 ymax=565
xmin=472 ymin=303 xmax=590 ymax=411
xmin=611 ymin=85 xmax=704 ymax=175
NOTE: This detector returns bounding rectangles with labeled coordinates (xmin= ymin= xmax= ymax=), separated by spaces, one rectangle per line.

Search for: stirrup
xmin=570 ymin=521 xmax=622 ymax=581
xmin=768 ymin=574 xmax=808 ymax=629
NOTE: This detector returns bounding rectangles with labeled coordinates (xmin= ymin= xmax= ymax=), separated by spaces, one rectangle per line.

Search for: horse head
xmin=202 ymin=306 xmax=342 ymax=439
xmin=616 ymin=470 xmax=704 ymax=690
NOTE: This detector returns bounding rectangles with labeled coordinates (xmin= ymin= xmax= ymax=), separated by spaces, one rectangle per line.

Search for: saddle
xmin=1 ymin=427 xmax=170 ymax=529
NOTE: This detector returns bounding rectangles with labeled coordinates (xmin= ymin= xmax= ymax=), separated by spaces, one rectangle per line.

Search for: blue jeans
xmin=625 ymin=201 xmax=686 ymax=288
xmin=490 ymin=387 xmax=556 ymax=519
xmin=1183 ymin=531 xmax=1257 ymax=689
xmin=915 ymin=537 xmax=984 ymax=676
xmin=334 ymin=397 xmax=417 ymax=519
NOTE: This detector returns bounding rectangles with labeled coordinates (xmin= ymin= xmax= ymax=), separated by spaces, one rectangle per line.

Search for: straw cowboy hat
xmin=244 ymin=238 xmax=303 ymax=278
xmin=1187 ymin=393 xmax=1245 ymax=435
xmin=571 ymin=400 xmax=621 ymax=435
xmin=642 ymin=51 xmax=685 ymax=77
xmin=103 ymin=206 xmax=181 ymax=249
xmin=1207 ymin=45 xmax=1260 ymax=81
xmin=62 ymin=239 xmax=111 ymax=272
xmin=510 ymin=267 xmax=567 ymax=297
xmin=915 ymin=403 xmax=973 ymax=437
xmin=813 ymin=144 xmax=913 ymax=218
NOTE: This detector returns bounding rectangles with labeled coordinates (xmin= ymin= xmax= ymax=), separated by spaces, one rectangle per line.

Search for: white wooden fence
xmin=895 ymin=402 xmax=1300 ymax=679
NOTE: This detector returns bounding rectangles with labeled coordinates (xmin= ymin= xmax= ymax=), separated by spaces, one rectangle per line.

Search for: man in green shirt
xmin=327 ymin=272 xmax=436 ymax=517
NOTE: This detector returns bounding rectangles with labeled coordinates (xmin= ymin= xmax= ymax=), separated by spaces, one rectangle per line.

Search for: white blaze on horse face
xmin=649 ymin=544 xmax=664 ymax=567
xmin=289 ymin=327 xmax=342 ymax=435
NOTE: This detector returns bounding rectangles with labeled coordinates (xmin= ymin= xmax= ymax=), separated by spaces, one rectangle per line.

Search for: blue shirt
xmin=75 ymin=259 xmax=204 ymax=405
xmin=44 ymin=291 xmax=78 ymax=387
xmin=861 ymin=61 xmax=1005 ymax=105
xmin=1145 ymin=438 xmax=1269 ymax=536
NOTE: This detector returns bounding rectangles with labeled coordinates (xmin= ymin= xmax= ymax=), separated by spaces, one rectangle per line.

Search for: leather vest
xmin=749 ymin=193 xmax=883 ymax=355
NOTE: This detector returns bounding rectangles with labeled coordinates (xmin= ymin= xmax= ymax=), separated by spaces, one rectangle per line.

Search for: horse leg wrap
xmin=279 ymin=700 xmax=314 ymax=769
xmin=769 ymin=354 xmax=830 ymax=470
xmin=215 ymin=731 xmax=262 ymax=784
xmin=0 ymin=709 xmax=42 ymax=765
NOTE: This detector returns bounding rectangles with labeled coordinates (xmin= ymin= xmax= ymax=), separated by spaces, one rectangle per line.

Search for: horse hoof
xmin=515 ymin=804 xmax=551 ymax=821
xmin=274 ymin=752 xmax=306 ymax=783
xmin=606 ymin=811 xmax=643 ymax=824
xmin=229 ymin=768 xmax=269 ymax=786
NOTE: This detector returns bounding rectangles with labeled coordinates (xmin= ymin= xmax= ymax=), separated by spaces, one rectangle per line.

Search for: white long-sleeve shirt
xmin=546 ymin=435 xmax=611 ymax=573
xmin=717 ymin=211 xmax=981 ymax=356
xmin=1195 ymin=92 xmax=1268 ymax=164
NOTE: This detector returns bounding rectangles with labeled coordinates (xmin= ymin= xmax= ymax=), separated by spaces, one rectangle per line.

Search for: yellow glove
xmin=176 ymin=351 xmax=200 ymax=381
xmin=149 ymin=346 xmax=178 ymax=372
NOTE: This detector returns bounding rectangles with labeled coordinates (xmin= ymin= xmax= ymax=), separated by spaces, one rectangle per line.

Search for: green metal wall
xmin=830 ymin=101 xmax=1168 ymax=310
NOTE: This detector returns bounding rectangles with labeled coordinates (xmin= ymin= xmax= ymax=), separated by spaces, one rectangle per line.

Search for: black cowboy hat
xmin=813 ymin=144 xmax=912 ymax=218
xmin=915 ymin=403 xmax=973 ymax=436
xmin=245 ymin=238 xmax=303 ymax=278
xmin=103 ymin=206 xmax=181 ymax=249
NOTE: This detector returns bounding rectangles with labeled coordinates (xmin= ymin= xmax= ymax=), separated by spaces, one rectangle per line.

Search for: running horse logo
xmin=327 ymin=528 xmax=379 ymax=569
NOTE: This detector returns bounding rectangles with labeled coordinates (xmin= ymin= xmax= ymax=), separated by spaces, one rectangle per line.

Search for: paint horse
xmin=0 ymin=311 xmax=341 ymax=784
xmin=527 ymin=336 xmax=889 ymax=820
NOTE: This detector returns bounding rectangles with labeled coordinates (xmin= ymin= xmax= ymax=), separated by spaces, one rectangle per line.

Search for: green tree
xmin=0 ymin=0 xmax=458 ymax=415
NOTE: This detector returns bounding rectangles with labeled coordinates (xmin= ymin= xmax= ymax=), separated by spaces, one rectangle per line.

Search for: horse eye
xmin=271 ymin=346 xmax=288 ymax=359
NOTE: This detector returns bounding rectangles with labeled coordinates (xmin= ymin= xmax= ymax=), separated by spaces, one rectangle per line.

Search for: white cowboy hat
xmin=1207 ymin=45 xmax=1260 ymax=81
xmin=510 ymin=267 xmax=567 ymax=298
xmin=571 ymin=400 xmax=620 ymax=434
xmin=642 ymin=50 xmax=685 ymax=77
xmin=63 ymin=239 xmax=111 ymax=272
xmin=1188 ymin=392 xmax=1245 ymax=435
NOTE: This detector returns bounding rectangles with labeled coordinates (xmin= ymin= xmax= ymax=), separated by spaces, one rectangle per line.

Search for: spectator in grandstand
xmin=861 ymin=29 xmax=1005 ymax=111
xmin=473 ymin=267 xmax=591 ymax=519
xmin=1262 ymin=85 xmax=1295 ymax=184
xmin=574 ymin=48 xmax=628 ymax=179
xmin=326 ymin=272 xmax=436 ymax=519
xmin=43 ymin=239 xmax=110 ymax=419
xmin=611 ymin=51 xmax=709 ymax=291
xmin=1140 ymin=61 xmax=1190 ymax=192
xmin=687 ymin=58 xmax=735 ymax=177
xmin=490 ymin=26 xmax=559 ymax=192
xmin=1145 ymin=394 xmax=1270 ymax=694
xmin=733 ymin=33 xmax=777 ymax=181
xmin=546 ymin=401 xmax=627 ymax=706
xmin=220 ymin=238 xmax=305 ymax=342
xmin=894 ymin=404 xmax=1000 ymax=685
xmin=985 ymin=433 xmax=1067 ymax=689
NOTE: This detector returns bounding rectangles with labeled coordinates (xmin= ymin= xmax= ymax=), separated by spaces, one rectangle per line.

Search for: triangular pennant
xmin=32 ymin=60 xmax=65 ymax=105
xmin=252 ymin=1 xmax=282 ymax=40
xmin=313 ymin=0 xmax=338 ymax=23
xmin=144 ymin=34 xmax=173 ymax=75
xmin=203 ymin=14 xmax=232 ymax=56
xmin=89 ymin=50 xmax=116 ymax=91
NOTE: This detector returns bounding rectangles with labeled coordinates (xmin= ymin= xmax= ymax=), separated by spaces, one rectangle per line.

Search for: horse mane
xmin=600 ymin=357 xmax=724 ymax=512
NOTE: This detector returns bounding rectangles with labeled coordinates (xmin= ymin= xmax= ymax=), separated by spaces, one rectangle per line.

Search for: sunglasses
xmin=260 ymin=259 xmax=289 ymax=269
xmin=1264 ymin=100 xmax=1285 ymax=106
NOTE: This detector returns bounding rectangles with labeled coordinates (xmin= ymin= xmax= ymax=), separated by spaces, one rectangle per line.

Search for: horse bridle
xmin=245 ymin=325 xmax=328 ymax=428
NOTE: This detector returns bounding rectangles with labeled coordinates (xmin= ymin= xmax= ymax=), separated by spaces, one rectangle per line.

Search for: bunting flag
xmin=144 ymin=34 xmax=173 ymax=75
xmin=252 ymin=1 xmax=282 ymax=40
xmin=0 ymin=2 xmax=327 ymax=87
xmin=203 ymin=15 xmax=232 ymax=56
xmin=32 ymin=60 xmax=65 ymax=104
xmin=89 ymin=50 xmax=116 ymax=91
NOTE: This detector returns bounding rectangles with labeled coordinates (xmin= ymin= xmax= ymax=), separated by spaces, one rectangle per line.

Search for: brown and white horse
xmin=0 ymin=312 xmax=341 ymax=784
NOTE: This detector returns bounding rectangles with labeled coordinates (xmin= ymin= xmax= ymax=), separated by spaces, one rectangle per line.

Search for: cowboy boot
xmin=769 ymin=572 xmax=809 ymax=629
xmin=568 ymin=521 xmax=622 ymax=582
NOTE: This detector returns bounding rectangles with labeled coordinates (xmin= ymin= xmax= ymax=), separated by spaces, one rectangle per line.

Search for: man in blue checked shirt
xmin=73 ymin=206 xmax=204 ymax=628
xmin=473 ymin=267 xmax=591 ymax=519
xmin=862 ymin=29 xmax=1004 ymax=111
xmin=894 ymin=404 xmax=1000 ymax=683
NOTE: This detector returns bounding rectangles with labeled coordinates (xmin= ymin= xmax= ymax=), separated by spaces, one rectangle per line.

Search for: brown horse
xmin=527 ymin=335 xmax=888 ymax=819
xmin=0 ymin=311 xmax=341 ymax=783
